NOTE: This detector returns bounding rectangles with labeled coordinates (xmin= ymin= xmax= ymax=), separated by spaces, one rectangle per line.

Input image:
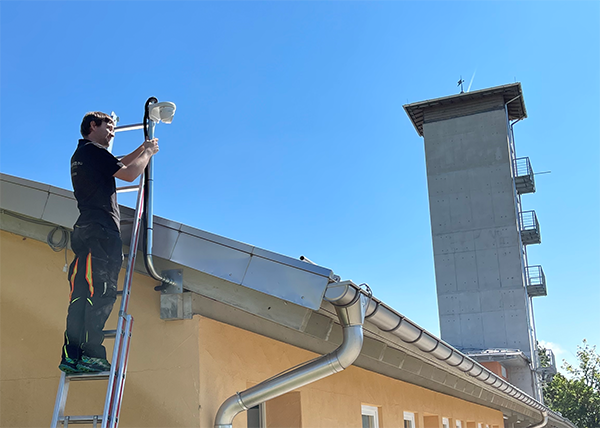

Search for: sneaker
xmin=59 ymin=357 xmax=80 ymax=374
xmin=76 ymin=355 xmax=111 ymax=373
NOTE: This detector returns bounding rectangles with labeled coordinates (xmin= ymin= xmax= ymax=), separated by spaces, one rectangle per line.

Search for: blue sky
xmin=1 ymin=1 xmax=598 ymax=371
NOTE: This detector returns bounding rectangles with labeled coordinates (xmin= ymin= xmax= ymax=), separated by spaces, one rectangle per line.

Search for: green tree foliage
xmin=541 ymin=340 xmax=600 ymax=428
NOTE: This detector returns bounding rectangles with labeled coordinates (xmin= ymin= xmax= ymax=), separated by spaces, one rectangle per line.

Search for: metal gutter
xmin=353 ymin=291 xmax=547 ymax=411
xmin=527 ymin=411 xmax=548 ymax=428
xmin=214 ymin=281 xmax=369 ymax=428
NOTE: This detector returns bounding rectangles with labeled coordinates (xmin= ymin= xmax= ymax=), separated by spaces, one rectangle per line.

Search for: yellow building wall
xmin=197 ymin=317 xmax=505 ymax=428
xmin=1 ymin=229 xmax=505 ymax=428
xmin=0 ymin=230 xmax=200 ymax=427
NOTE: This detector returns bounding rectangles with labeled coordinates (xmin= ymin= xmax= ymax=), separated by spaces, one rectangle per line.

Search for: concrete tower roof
xmin=403 ymin=82 xmax=527 ymax=136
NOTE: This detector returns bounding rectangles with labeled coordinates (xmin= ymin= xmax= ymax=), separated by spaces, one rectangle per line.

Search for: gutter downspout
xmin=214 ymin=282 xmax=368 ymax=428
xmin=526 ymin=411 xmax=548 ymax=428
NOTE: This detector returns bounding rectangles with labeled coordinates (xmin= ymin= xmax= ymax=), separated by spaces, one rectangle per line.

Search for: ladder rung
xmin=114 ymin=123 xmax=143 ymax=133
xmin=59 ymin=415 xmax=103 ymax=424
xmin=116 ymin=185 xmax=140 ymax=194
xmin=66 ymin=372 xmax=110 ymax=381
xmin=104 ymin=329 xmax=117 ymax=338
xmin=117 ymin=290 xmax=123 ymax=296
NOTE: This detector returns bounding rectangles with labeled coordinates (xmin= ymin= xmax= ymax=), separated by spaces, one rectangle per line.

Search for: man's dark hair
xmin=80 ymin=112 xmax=113 ymax=138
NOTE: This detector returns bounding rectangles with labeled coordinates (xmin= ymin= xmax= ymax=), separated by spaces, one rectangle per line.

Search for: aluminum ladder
xmin=51 ymin=123 xmax=147 ymax=428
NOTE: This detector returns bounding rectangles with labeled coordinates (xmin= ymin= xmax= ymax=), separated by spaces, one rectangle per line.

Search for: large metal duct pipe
xmin=214 ymin=281 xmax=368 ymax=428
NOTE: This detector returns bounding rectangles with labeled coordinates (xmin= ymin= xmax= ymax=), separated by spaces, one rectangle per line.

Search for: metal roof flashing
xmin=404 ymin=82 xmax=527 ymax=137
xmin=0 ymin=173 xmax=332 ymax=312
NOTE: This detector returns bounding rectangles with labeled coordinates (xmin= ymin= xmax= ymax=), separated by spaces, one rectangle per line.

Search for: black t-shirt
xmin=71 ymin=139 xmax=124 ymax=232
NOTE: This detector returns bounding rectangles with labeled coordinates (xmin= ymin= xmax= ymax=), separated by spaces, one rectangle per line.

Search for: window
xmin=362 ymin=405 xmax=379 ymax=428
xmin=456 ymin=421 xmax=462 ymax=428
xmin=442 ymin=418 xmax=450 ymax=428
xmin=478 ymin=424 xmax=483 ymax=428
xmin=404 ymin=411 xmax=416 ymax=428
xmin=247 ymin=403 xmax=266 ymax=428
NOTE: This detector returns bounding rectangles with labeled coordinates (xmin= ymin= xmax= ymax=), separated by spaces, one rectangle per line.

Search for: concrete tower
xmin=404 ymin=83 xmax=548 ymax=400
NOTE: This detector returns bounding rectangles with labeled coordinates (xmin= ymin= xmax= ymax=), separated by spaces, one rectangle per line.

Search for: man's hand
xmin=144 ymin=138 xmax=159 ymax=155
xmin=114 ymin=138 xmax=160 ymax=182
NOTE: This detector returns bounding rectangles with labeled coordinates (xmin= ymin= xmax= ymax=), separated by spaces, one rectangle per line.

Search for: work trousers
xmin=62 ymin=223 xmax=123 ymax=360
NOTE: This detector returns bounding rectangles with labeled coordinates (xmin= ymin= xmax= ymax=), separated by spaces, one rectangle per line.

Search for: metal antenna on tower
xmin=457 ymin=76 xmax=465 ymax=94
xmin=467 ymin=69 xmax=477 ymax=92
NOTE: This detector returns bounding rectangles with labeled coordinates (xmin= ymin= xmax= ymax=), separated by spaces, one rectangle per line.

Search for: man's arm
xmin=119 ymin=145 xmax=145 ymax=166
xmin=114 ymin=139 xmax=159 ymax=182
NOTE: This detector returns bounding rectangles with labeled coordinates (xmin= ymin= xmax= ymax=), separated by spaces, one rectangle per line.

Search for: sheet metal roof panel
xmin=169 ymin=228 xmax=254 ymax=285
xmin=1 ymin=174 xmax=81 ymax=228
xmin=42 ymin=193 xmax=78 ymax=228
xmin=179 ymin=222 xmax=256 ymax=254
xmin=0 ymin=174 xmax=52 ymax=192
xmin=153 ymin=214 xmax=183 ymax=231
xmin=242 ymin=254 xmax=329 ymax=310
xmin=47 ymin=184 xmax=75 ymax=199
xmin=251 ymin=247 xmax=333 ymax=278
xmin=0 ymin=180 xmax=49 ymax=219
xmin=151 ymin=220 xmax=180 ymax=260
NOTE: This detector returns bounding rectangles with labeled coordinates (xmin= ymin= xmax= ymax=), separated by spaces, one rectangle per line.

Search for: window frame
xmin=362 ymin=405 xmax=380 ymax=428
xmin=246 ymin=402 xmax=266 ymax=428
xmin=404 ymin=411 xmax=416 ymax=428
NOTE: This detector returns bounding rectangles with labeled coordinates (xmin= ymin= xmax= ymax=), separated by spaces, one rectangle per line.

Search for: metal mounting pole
xmin=142 ymin=98 xmax=177 ymax=291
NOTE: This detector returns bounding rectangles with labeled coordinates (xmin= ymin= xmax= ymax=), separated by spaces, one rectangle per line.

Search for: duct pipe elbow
xmin=325 ymin=281 xmax=360 ymax=307
xmin=214 ymin=394 xmax=246 ymax=428
xmin=330 ymin=325 xmax=363 ymax=371
xmin=213 ymin=285 xmax=366 ymax=428
xmin=334 ymin=298 xmax=367 ymax=327
xmin=526 ymin=411 xmax=548 ymax=428
xmin=213 ymin=325 xmax=363 ymax=428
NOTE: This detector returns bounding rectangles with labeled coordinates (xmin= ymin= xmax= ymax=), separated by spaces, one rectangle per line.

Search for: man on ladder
xmin=59 ymin=111 xmax=159 ymax=374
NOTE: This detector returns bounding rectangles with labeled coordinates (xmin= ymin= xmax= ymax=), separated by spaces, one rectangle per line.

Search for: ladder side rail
xmin=102 ymin=316 xmax=126 ymax=428
xmin=119 ymin=175 xmax=146 ymax=316
xmin=107 ymin=315 xmax=134 ymax=428
xmin=102 ymin=175 xmax=145 ymax=428
xmin=50 ymin=372 xmax=70 ymax=427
